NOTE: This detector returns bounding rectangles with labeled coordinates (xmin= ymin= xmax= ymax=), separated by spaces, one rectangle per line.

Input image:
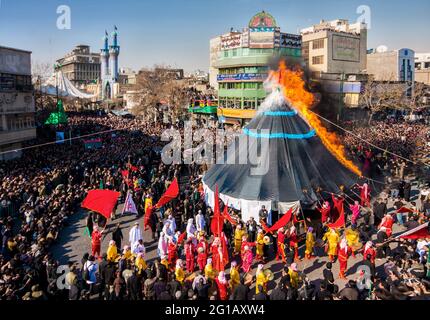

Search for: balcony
xmin=0 ymin=127 xmax=36 ymax=145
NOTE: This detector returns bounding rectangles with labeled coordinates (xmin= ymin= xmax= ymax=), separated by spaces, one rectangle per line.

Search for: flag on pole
xmin=155 ymin=178 xmax=179 ymax=208
xmin=81 ymin=189 xmax=120 ymax=219
xmin=396 ymin=222 xmax=429 ymax=240
xmin=222 ymin=202 xmax=237 ymax=226
xmin=268 ymin=207 xmax=294 ymax=233
xmin=210 ymin=185 xmax=223 ymax=237
xmin=122 ymin=191 xmax=138 ymax=215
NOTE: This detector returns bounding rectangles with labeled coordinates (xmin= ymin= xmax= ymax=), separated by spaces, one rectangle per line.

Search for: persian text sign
xmin=332 ymin=35 xmax=360 ymax=62
xmin=221 ymin=34 xmax=242 ymax=50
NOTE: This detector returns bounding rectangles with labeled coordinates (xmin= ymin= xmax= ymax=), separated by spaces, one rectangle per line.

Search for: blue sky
xmin=0 ymin=0 xmax=429 ymax=73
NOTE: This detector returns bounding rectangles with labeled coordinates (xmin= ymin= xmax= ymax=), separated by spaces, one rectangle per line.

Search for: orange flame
xmin=270 ymin=61 xmax=362 ymax=177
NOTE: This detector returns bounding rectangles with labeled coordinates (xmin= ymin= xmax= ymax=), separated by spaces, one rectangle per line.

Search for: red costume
xmin=91 ymin=229 xmax=102 ymax=257
xmin=211 ymin=242 xmax=222 ymax=272
xmin=276 ymin=229 xmax=286 ymax=262
xmin=338 ymin=240 xmax=353 ymax=279
xmin=358 ymin=183 xmax=371 ymax=207
xmin=215 ymin=278 xmax=229 ymax=300
xmin=196 ymin=240 xmax=208 ymax=271
xmin=288 ymin=226 xmax=299 ymax=261
xmin=167 ymin=242 xmax=178 ymax=269
xmin=363 ymin=244 xmax=376 ymax=264
xmin=378 ymin=215 xmax=394 ymax=237
xmin=317 ymin=202 xmax=331 ymax=223
xmin=185 ymin=242 xmax=195 ymax=273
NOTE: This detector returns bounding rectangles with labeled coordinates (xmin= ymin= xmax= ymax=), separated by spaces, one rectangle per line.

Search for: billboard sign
xmin=249 ymin=28 xmax=275 ymax=49
xmin=217 ymin=73 xmax=268 ymax=81
xmin=221 ymin=34 xmax=242 ymax=50
xmin=277 ymin=33 xmax=302 ymax=48
xmin=332 ymin=35 xmax=360 ymax=62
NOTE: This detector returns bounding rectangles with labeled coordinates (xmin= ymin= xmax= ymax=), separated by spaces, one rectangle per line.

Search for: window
xmin=312 ymin=39 xmax=325 ymax=50
xmin=312 ymin=55 xmax=324 ymax=65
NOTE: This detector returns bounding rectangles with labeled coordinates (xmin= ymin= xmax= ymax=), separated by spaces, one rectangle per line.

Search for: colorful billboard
xmin=249 ymin=28 xmax=275 ymax=49
xmin=217 ymin=73 xmax=268 ymax=81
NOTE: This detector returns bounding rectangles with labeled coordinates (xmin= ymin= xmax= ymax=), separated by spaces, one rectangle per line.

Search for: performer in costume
xmin=255 ymin=264 xmax=269 ymax=294
xmin=129 ymin=222 xmax=142 ymax=252
xmin=357 ymin=183 xmax=371 ymax=207
xmin=185 ymin=240 xmax=195 ymax=273
xmin=204 ymin=258 xmax=216 ymax=280
xmin=323 ymin=228 xmax=340 ymax=262
xmin=288 ymin=263 xmax=299 ymax=288
xmin=229 ymin=261 xmax=240 ymax=292
xmin=91 ymin=226 xmax=103 ymax=258
xmin=305 ymin=227 xmax=315 ymax=259
xmin=317 ymin=201 xmax=331 ymax=223
xmin=256 ymin=229 xmax=265 ymax=262
xmin=234 ymin=224 xmax=246 ymax=255
xmin=241 ymin=245 xmax=253 ymax=273
xmin=167 ymin=238 xmax=178 ymax=270
xmin=157 ymin=231 xmax=168 ymax=258
xmin=349 ymin=201 xmax=361 ymax=227
xmin=106 ymin=240 xmax=118 ymax=262
xmin=378 ymin=213 xmax=394 ymax=237
xmin=122 ymin=245 xmax=132 ymax=261
xmin=363 ymin=241 xmax=376 ymax=263
xmin=175 ymin=259 xmax=186 ymax=284
xmin=215 ymin=271 xmax=229 ymax=300
xmin=288 ymin=225 xmax=300 ymax=261
xmin=338 ymin=238 xmax=353 ymax=279
xmin=345 ymin=226 xmax=361 ymax=255
xmin=275 ymin=227 xmax=287 ymax=262
xmin=135 ymin=252 xmax=147 ymax=276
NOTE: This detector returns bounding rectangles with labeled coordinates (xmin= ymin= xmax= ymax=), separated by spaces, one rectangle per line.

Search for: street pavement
xmin=51 ymin=184 xmax=419 ymax=294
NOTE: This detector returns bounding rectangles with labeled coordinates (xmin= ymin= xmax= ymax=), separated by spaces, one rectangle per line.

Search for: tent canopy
xmin=203 ymin=90 xmax=358 ymax=219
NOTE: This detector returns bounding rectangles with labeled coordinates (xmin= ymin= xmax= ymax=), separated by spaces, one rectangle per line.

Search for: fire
xmin=270 ymin=61 xmax=362 ymax=177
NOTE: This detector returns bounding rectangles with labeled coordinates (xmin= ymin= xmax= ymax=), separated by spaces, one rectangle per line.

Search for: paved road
xmin=51 ymin=184 xmax=419 ymax=294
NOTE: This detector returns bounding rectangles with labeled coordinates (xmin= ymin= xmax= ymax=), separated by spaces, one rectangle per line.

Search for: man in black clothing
xmin=322 ymin=262 xmax=337 ymax=294
xmin=98 ymin=254 xmax=109 ymax=300
xmin=154 ymin=277 xmax=167 ymax=300
xmin=112 ymin=223 xmax=123 ymax=250
xmin=373 ymin=198 xmax=387 ymax=227
xmin=231 ymin=276 xmax=250 ymax=300
xmin=404 ymin=181 xmax=411 ymax=202
xmin=270 ymin=282 xmax=286 ymax=300
xmin=338 ymin=280 xmax=359 ymax=300
xmin=246 ymin=217 xmax=257 ymax=242
xmin=126 ymin=270 xmax=140 ymax=300
xmin=167 ymin=274 xmax=181 ymax=299
xmin=254 ymin=285 xmax=268 ymax=300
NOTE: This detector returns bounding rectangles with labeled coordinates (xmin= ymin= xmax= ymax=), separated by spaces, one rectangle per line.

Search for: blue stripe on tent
xmin=243 ymin=128 xmax=316 ymax=139
xmin=262 ymin=110 xmax=297 ymax=116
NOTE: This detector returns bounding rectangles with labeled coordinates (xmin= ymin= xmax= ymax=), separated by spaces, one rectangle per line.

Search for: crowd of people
xmin=1 ymin=110 xmax=430 ymax=301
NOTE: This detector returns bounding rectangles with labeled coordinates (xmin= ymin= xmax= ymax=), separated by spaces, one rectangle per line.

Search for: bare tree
xmin=407 ymin=82 xmax=428 ymax=111
xmin=360 ymin=76 xmax=404 ymax=124
xmin=32 ymin=61 xmax=57 ymax=112
xmin=132 ymin=65 xmax=191 ymax=123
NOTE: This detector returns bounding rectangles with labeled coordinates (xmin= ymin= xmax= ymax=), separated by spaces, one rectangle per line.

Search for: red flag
xmin=269 ymin=208 xmax=294 ymax=233
xmin=260 ymin=220 xmax=272 ymax=234
xmin=220 ymin=232 xmax=229 ymax=267
xmin=121 ymin=169 xmax=129 ymax=179
xmin=396 ymin=207 xmax=414 ymax=214
xmin=327 ymin=199 xmax=345 ymax=229
xmin=155 ymin=178 xmax=179 ymax=208
xmin=144 ymin=204 xmax=155 ymax=231
xmin=130 ymin=165 xmax=138 ymax=172
xmin=81 ymin=189 xmax=120 ymax=219
xmin=222 ymin=203 xmax=237 ymax=226
xmin=210 ymin=185 xmax=223 ymax=237
xmin=397 ymin=222 xmax=429 ymax=240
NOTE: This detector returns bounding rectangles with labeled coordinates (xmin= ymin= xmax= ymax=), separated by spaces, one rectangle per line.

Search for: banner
xmin=81 ymin=189 xmax=120 ymax=219
xmin=122 ymin=191 xmax=138 ymax=215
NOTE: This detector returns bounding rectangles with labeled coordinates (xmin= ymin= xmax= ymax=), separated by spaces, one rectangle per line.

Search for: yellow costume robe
xmin=123 ymin=250 xmax=132 ymax=261
xmin=288 ymin=269 xmax=299 ymax=288
xmin=234 ymin=229 xmax=246 ymax=253
xmin=323 ymin=231 xmax=340 ymax=256
xmin=305 ymin=232 xmax=315 ymax=255
xmin=135 ymin=256 xmax=147 ymax=275
xmin=204 ymin=264 xmax=216 ymax=280
xmin=345 ymin=228 xmax=360 ymax=251
xmin=255 ymin=270 xmax=268 ymax=294
xmin=229 ymin=266 xmax=240 ymax=291
xmin=175 ymin=267 xmax=185 ymax=284
xmin=256 ymin=233 xmax=264 ymax=257
xmin=161 ymin=258 xmax=169 ymax=270
xmin=107 ymin=245 xmax=118 ymax=262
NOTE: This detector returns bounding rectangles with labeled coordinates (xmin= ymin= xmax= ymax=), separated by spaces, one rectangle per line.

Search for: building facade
xmin=100 ymin=27 xmax=120 ymax=100
xmin=415 ymin=53 xmax=430 ymax=85
xmin=301 ymin=19 xmax=367 ymax=78
xmin=0 ymin=46 xmax=36 ymax=160
xmin=210 ymin=11 xmax=302 ymax=123
xmin=367 ymin=48 xmax=415 ymax=82
xmin=56 ymin=45 xmax=101 ymax=87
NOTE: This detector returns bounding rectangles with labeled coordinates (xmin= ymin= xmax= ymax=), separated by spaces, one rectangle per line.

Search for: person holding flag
xmin=338 ymin=238 xmax=354 ymax=279
xmin=323 ymin=228 xmax=340 ymax=262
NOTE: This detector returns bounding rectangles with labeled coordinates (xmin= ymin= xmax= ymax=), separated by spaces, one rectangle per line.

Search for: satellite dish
xmin=376 ymin=45 xmax=388 ymax=53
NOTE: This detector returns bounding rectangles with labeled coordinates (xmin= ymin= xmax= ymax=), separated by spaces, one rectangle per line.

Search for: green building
xmin=209 ymin=11 xmax=302 ymax=123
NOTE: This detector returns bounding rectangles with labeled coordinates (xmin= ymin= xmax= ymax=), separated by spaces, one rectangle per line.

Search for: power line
xmin=309 ymin=110 xmax=430 ymax=168
xmin=0 ymin=128 xmax=122 ymax=156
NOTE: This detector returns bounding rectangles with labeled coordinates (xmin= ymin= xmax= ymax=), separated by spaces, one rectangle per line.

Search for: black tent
xmin=203 ymin=90 xmax=358 ymax=220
